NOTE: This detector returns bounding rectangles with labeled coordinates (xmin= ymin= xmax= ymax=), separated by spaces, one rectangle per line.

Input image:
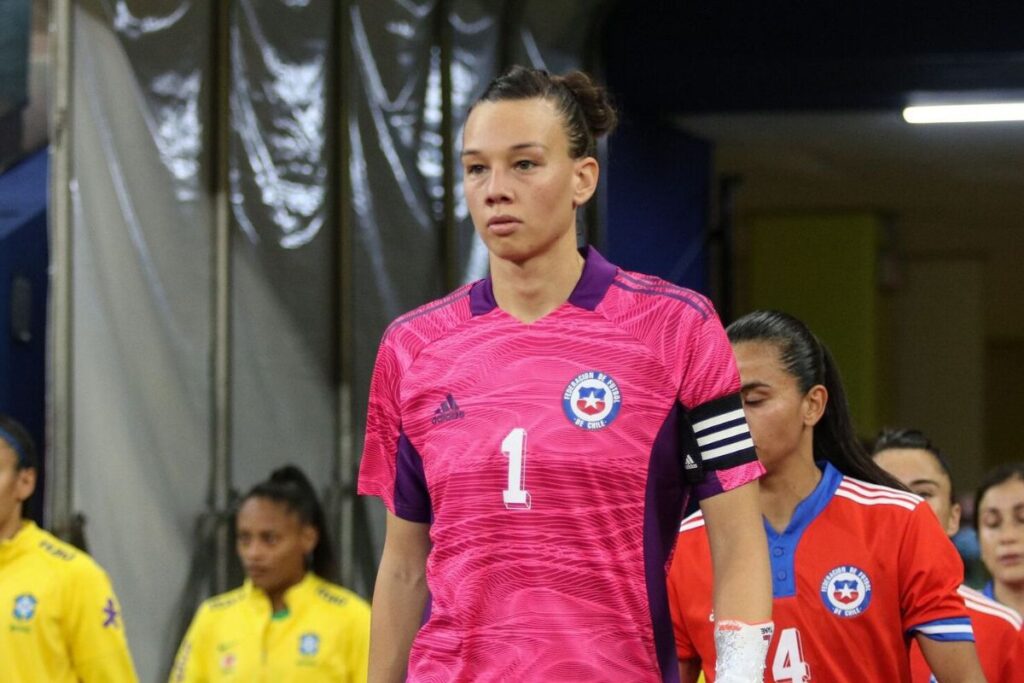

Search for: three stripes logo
xmin=431 ymin=393 xmax=465 ymax=425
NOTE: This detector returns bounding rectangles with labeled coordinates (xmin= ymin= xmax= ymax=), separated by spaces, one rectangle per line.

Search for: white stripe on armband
xmin=702 ymin=437 xmax=755 ymax=461
xmin=696 ymin=423 xmax=750 ymax=447
xmin=691 ymin=408 xmax=746 ymax=434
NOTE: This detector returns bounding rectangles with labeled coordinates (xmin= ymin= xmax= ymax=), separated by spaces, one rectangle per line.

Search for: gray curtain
xmin=59 ymin=1 xmax=605 ymax=679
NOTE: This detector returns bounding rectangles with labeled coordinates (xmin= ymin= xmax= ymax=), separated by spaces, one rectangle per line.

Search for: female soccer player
xmin=974 ymin=463 xmax=1024 ymax=615
xmin=874 ymin=429 xmax=1024 ymax=683
xmin=170 ymin=466 xmax=370 ymax=682
xmin=358 ymin=66 xmax=772 ymax=682
xmin=668 ymin=310 xmax=986 ymax=682
xmin=0 ymin=414 xmax=138 ymax=682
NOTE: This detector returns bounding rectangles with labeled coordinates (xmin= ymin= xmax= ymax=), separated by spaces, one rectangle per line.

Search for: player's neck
xmin=489 ymin=241 xmax=585 ymax=324
xmin=759 ymin=450 xmax=821 ymax=533
xmin=0 ymin=510 xmax=24 ymax=542
xmin=993 ymin=581 xmax=1024 ymax=616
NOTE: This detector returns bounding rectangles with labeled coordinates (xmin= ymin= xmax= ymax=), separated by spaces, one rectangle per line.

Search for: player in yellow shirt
xmin=0 ymin=414 xmax=139 ymax=682
xmin=170 ymin=465 xmax=370 ymax=682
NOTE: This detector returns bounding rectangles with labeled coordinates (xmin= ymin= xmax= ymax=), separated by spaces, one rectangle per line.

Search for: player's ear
xmin=15 ymin=467 xmax=36 ymax=502
xmin=947 ymin=501 xmax=962 ymax=537
xmin=802 ymin=384 xmax=827 ymax=427
xmin=300 ymin=524 xmax=319 ymax=556
xmin=572 ymin=156 xmax=599 ymax=208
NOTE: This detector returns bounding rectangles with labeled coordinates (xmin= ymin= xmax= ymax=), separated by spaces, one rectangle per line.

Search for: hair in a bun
xmin=474 ymin=65 xmax=618 ymax=158
xmin=241 ymin=464 xmax=338 ymax=581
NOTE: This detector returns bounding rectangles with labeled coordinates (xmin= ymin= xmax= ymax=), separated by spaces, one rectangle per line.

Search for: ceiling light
xmin=903 ymin=102 xmax=1024 ymax=124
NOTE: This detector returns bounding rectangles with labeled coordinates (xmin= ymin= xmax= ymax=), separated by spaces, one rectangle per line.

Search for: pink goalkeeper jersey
xmin=358 ymin=247 xmax=764 ymax=682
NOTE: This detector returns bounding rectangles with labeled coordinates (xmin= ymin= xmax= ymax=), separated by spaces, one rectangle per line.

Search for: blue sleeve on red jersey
xmin=908 ymin=616 xmax=975 ymax=642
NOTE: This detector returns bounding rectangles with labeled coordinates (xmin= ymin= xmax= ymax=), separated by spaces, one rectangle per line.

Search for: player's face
xmin=978 ymin=476 xmax=1024 ymax=589
xmin=461 ymin=98 xmax=597 ymax=265
xmin=733 ymin=341 xmax=819 ymax=472
xmin=236 ymin=497 xmax=317 ymax=597
xmin=873 ymin=448 xmax=960 ymax=535
xmin=0 ymin=441 xmax=35 ymax=540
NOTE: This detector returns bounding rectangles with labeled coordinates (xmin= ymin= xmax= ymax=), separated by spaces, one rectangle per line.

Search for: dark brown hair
xmin=473 ymin=66 xmax=618 ymax=158
xmin=973 ymin=463 xmax=1024 ymax=532
xmin=872 ymin=428 xmax=956 ymax=502
xmin=0 ymin=414 xmax=36 ymax=470
xmin=241 ymin=465 xmax=337 ymax=582
xmin=727 ymin=310 xmax=907 ymax=490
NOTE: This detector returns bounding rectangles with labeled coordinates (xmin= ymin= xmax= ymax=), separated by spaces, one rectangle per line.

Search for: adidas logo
xmin=684 ymin=453 xmax=699 ymax=470
xmin=431 ymin=393 xmax=465 ymax=425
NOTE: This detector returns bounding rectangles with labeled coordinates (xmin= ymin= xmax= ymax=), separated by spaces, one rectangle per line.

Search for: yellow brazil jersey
xmin=0 ymin=520 xmax=139 ymax=682
xmin=170 ymin=573 xmax=371 ymax=683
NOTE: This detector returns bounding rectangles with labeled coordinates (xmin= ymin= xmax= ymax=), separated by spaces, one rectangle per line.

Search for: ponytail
xmin=727 ymin=310 xmax=907 ymax=490
xmin=242 ymin=465 xmax=338 ymax=582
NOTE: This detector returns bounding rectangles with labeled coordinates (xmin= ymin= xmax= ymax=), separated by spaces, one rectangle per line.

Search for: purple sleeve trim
xmin=394 ymin=432 xmax=432 ymax=523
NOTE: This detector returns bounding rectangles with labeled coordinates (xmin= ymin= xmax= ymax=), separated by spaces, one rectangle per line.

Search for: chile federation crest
xmin=820 ymin=565 xmax=872 ymax=617
xmin=563 ymin=370 xmax=622 ymax=430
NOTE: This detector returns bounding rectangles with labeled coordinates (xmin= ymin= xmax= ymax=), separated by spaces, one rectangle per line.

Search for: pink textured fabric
xmin=359 ymin=249 xmax=761 ymax=682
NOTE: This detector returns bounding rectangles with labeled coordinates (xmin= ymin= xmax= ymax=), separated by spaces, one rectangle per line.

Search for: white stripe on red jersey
xmin=959 ymin=585 xmax=1024 ymax=630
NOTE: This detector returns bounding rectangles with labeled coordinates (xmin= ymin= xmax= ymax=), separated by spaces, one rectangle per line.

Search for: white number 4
xmin=502 ymin=428 xmax=531 ymax=510
xmin=772 ymin=627 xmax=811 ymax=682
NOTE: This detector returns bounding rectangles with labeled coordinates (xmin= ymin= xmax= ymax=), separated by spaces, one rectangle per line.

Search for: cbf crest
xmin=12 ymin=594 xmax=37 ymax=621
xmin=299 ymin=632 xmax=320 ymax=656
xmin=562 ymin=370 xmax=622 ymax=430
xmin=820 ymin=565 xmax=872 ymax=617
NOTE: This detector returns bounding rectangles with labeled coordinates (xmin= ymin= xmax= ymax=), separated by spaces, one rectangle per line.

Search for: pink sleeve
xmin=678 ymin=307 xmax=764 ymax=500
xmin=357 ymin=335 xmax=432 ymax=522
xmin=358 ymin=337 xmax=402 ymax=513
xmin=677 ymin=302 xmax=740 ymax=411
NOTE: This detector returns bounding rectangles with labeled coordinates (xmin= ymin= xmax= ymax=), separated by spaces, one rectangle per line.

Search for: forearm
xmin=368 ymin=513 xmax=431 ymax=683
xmin=701 ymin=483 xmax=772 ymax=623
xmin=700 ymin=482 xmax=772 ymax=682
xmin=916 ymin=637 xmax=986 ymax=683
xmin=368 ymin=567 xmax=427 ymax=682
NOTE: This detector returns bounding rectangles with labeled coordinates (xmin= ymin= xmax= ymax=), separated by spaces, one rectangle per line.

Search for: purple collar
xmin=469 ymin=246 xmax=619 ymax=316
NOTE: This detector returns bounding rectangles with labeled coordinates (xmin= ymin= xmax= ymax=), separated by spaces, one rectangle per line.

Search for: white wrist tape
xmin=714 ymin=619 xmax=774 ymax=683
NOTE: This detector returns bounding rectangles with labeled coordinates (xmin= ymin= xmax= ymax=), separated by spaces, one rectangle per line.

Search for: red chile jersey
xmin=909 ymin=585 xmax=1024 ymax=683
xmin=358 ymin=247 xmax=764 ymax=682
xmin=668 ymin=462 xmax=973 ymax=683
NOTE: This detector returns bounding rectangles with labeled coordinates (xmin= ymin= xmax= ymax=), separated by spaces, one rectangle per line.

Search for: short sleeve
xmin=168 ymin=606 xmax=209 ymax=683
xmin=677 ymin=301 xmax=741 ymax=411
xmin=1003 ymin=630 xmax=1024 ymax=682
xmin=676 ymin=310 xmax=764 ymax=500
xmin=357 ymin=336 xmax=431 ymax=522
xmin=65 ymin=562 xmax=139 ymax=683
xmin=900 ymin=504 xmax=974 ymax=642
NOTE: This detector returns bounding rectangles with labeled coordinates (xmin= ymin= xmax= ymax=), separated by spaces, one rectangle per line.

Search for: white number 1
xmin=502 ymin=428 xmax=531 ymax=510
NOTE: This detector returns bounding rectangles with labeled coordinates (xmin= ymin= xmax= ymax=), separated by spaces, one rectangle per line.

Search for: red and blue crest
xmin=562 ymin=370 xmax=622 ymax=430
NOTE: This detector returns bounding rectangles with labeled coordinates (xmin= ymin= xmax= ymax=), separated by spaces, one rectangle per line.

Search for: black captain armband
xmin=682 ymin=393 xmax=755 ymax=475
